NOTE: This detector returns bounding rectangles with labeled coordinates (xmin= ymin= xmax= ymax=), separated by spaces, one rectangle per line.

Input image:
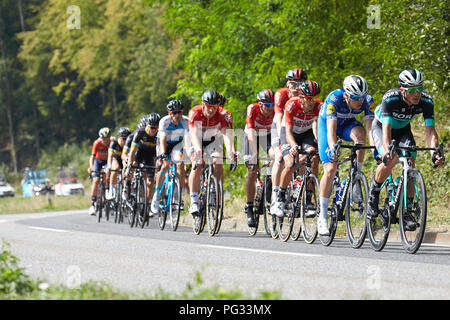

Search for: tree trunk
xmin=0 ymin=36 xmax=18 ymax=174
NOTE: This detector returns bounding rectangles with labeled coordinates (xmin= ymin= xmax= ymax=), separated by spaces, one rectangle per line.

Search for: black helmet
xmin=167 ymin=99 xmax=183 ymax=112
xmin=146 ymin=113 xmax=161 ymax=126
xmin=286 ymin=68 xmax=307 ymax=81
xmin=201 ymin=90 xmax=221 ymax=106
xmin=257 ymin=89 xmax=274 ymax=103
xmin=98 ymin=127 xmax=111 ymax=138
xmin=117 ymin=127 xmax=131 ymax=138
xmin=299 ymin=80 xmax=320 ymax=97
xmin=137 ymin=115 xmax=148 ymax=129
xmin=218 ymin=93 xmax=226 ymax=107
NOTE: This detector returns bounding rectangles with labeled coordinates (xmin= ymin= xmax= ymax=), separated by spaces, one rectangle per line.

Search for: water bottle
xmin=255 ymin=180 xmax=263 ymax=201
xmin=334 ymin=176 xmax=341 ymax=201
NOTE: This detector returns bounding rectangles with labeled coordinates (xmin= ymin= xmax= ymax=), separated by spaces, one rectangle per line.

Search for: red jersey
xmin=245 ymin=103 xmax=274 ymax=136
xmin=91 ymin=137 xmax=112 ymax=161
xmin=274 ymin=88 xmax=290 ymax=114
xmin=188 ymin=105 xmax=233 ymax=140
xmin=283 ymin=97 xmax=322 ymax=134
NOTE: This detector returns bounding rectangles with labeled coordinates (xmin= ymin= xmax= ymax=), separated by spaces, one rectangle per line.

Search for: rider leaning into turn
xmin=243 ymin=89 xmax=275 ymax=227
xmin=317 ymin=75 xmax=375 ymax=236
xmin=151 ymin=99 xmax=191 ymax=214
xmin=367 ymin=69 xmax=445 ymax=230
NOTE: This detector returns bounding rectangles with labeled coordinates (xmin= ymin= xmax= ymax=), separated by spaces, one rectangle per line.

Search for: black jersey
xmin=131 ymin=127 xmax=158 ymax=155
xmin=108 ymin=138 xmax=123 ymax=160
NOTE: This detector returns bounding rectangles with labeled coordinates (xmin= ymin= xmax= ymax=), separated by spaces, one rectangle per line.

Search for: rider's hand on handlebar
xmin=432 ymin=152 xmax=444 ymax=167
xmin=289 ymin=145 xmax=300 ymax=157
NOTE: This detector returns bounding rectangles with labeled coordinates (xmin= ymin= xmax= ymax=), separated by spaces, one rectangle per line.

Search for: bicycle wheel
xmin=114 ymin=180 xmax=123 ymax=224
xmin=193 ymin=195 xmax=206 ymax=235
xmin=319 ymin=183 xmax=338 ymax=246
xmin=301 ymin=174 xmax=320 ymax=244
xmin=277 ymin=185 xmax=294 ymax=242
xmin=248 ymin=187 xmax=263 ymax=236
xmin=262 ymin=176 xmax=272 ymax=236
xmin=215 ymin=180 xmax=224 ymax=235
xmin=366 ymin=181 xmax=392 ymax=251
xmin=97 ymin=182 xmax=104 ymax=223
xmin=169 ymin=176 xmax=182 ymax=231
xmin=137 ymin=177 xmax=148 ymax=228
xmin=127 ymin=193 xmax=136 ymax=228
xmin=399 ymin=169 xmax=427 ymax=254
xmin=290 ymin=181 xmax=303 ymax=241
xmin=206 ymin=174 xmax=219 ymax=236
xmin=345 ymin=172 xmax=369 ymax=249
xmin=158 ymin=187 xmax=167 ymax=230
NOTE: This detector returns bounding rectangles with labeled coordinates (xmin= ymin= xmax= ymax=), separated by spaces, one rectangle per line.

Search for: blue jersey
xmin=319 ymin=89 xmax=375 ymax=125
xmin=158 ymin=115 xmax=189 ymax=144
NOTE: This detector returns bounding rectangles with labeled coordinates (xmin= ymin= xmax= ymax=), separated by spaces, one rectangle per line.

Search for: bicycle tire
xmin=399 ymin=169 xmax=427 ymax=254
xmin=169 ymin=176 xmax=182 ymax=231
xmin=319 ymin=182 xmax=338 ymax=246
xmin=366 ymin=181 xmax=392 ymax=252
xmin=215 ymin=180 xmax=224 ymax=235
xmin=345 ymin=172 xmax=368 ymax=249
xmin=127 ymin=195 xmax=136 ymax=228
xmin=277 ymin=185 xmax=294 ymax=242
xmin=137 ymin=176 xmax=148 ymax=228
xmin=262 ymin=176 xmax=272 ymax=236
xmin=301 ymin=174 xmax=320 ymax=244
xmin=248 ymin=185 xmax=263 ymax=236
xmin=206 ymin=174 xmax=219 ymax=236
xmin=158 ymin=182 xmax=167 ymax=230
xmin=97 ymin=181 xmax=104 ymax=223
xmin=290 ymin=177 xmax=304 ymax=241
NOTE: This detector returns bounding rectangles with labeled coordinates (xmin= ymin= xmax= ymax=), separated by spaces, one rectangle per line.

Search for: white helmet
xmin=343 ymin=75 xmax=368 ymax=97
xmin=398 ymin=69 xmax=423 ymax=87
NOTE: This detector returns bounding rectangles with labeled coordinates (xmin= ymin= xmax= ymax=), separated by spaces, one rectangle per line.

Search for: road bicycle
xmin=366 ymin=140 xmax=444 ymax=254
xmin=247 ymin=157 xmax=272 ymax=237
xmin=126 ymin=163 xmax=153 ymax=228
xmin=276 ymin=148 xmax=320 ymax=243
xmin=192 ymin=155 xmax=237 ymax=236
xmin=90 ymin=170 xmax=107 ymax=223
xmin=320 ymin=141 xmax=375 ymax=248
xmin=155 ymin=157 xmax=183 ymax=231
xmin=102 ymin=169 xmax=124 ymax=224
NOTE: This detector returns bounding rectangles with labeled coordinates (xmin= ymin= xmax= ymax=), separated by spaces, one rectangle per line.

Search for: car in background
xmin=54 ymin=178 xmax=85 ymax=196
xmin=0 ymin=174 xmax=14 ymax=197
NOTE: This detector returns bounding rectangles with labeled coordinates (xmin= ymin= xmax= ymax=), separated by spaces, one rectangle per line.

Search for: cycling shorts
xmin=92 ymin=158 xmax=108 ymax=178
xmin=280 ymin=128 xmax=317 ymax=157
xmin=371 ymin=119 xmax=417 ymax=158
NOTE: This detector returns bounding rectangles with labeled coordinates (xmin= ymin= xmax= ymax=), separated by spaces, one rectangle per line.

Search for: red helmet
xmin=286 ymin=68 xmax=307 ymax=81
xmin=257 ymin=89 xmax=274 ymax=103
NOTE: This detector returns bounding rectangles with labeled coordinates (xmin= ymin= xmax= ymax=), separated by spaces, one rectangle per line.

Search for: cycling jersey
xmin=188 ymin=105 xmax=233 ymax=141
xmin=245 ymin=103 xmax=274 ymax=136
xmin=158 ymin=114 xmax=191 ymax=158
xmin=108 ymin=138 xmax=123 ymax=161
xmin=374 ymin=88 xmax=434 ymax=129
xmin=319 ymin=89 xmax=375 ymax=124
xmin=274 ymin=88 xmax=290 ymax=114
xmin=122 ymin=131 xmax=136 ymax=156
xmin=91 ymin=138 xmax=112 ymax=161
xmin=131 ymin=127 xmax=158 ymax=154
xmin=282 ymin=97 xmax=322 ymax=134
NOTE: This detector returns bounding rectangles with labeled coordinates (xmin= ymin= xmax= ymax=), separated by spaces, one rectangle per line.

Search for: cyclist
xmin=151 ymin=99 xmax=190 ymax=214
xmin=368 ymin=69 xmax=445 ymax=230
xmin=271 ymin=80 xmax=322 ymax=217
xmin=106 ymin=127 xmax=131 ymax=200
xmin=244 ymin=89 xmax=275 ymax=227
xmin=271 ymin=68 xmax=307 ymax=210
xmin=88 ymin=127 xmax=112 ymax=215
xmin=126 ymin=113 xmax=161 ymax=215
xmin=187 ymin=90 xmax=237 ymax=216
xmin=317 ymin=75 xmax=375 ymax=235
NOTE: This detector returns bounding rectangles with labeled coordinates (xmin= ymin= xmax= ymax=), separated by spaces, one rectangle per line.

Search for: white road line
xmin=28 ymin=226 xmax=69 ymax=233
xmin=200 ymin=244 xmax=322 ymax=258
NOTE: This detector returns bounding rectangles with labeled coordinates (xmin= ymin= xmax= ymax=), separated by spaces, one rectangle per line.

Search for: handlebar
xmin=383 ymin=140 xmax=445 ymax=168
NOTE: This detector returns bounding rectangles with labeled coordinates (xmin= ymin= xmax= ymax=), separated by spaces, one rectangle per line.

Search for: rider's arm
xmin=312 ymin=118 xmax=318 ymax=141
xmin=425 ymin=125 xmax=443 ymax=165
xmin=159 ymin=135 xmax=167 ymax=156
xmin=285 ymin=123 xmax=297 ymax=148
xmin=223 ymin=126 xmax=235 ymax=157
xmin=89 ymin=141 xmax=97 ymax=172
xmin=274 ymin=112 xmax=283 ymax=137
xmin=326 ymin=119 xmax=338 ymax=151
xmin=365 ymin=118 xmax=374 ymax=145
xmin=381 ymin=123 xmax=393 ymax=158
xmin=189 ymin=125 xmax=202 ymax=154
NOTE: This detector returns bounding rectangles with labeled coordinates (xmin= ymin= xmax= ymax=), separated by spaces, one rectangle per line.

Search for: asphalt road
xmin=0 ymin=209 xmax=449 ymax=299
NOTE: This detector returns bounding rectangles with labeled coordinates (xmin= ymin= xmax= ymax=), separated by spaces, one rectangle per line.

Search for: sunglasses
xmin=349 ymin=94 xmax=366 ymax=101
xmin=171 ymin=111 xmax=182 ymax=115
xmin=204 ymin=104 xmax=219 ymax=109
xmin=262 ymin=103 xmax=274 ymax=107
xmin=149 ymin=126 xmax=158 ymax=130
xmin=300 ymin=95 xmax=317 ymax=101
xmin=288 ymin=81 xmax=302 ymax=88
xmin=403 ymin=86 xmax=423 ymax=93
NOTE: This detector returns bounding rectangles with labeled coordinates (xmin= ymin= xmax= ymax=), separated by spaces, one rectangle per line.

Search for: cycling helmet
xmin=299 ymin=80 xmax=320 ymax=97
xmin=343 ymin=75 xmax=368 ymax=97
xmin=146 ymin=113 xmax=161 ymax=126
xmin=398 ymin=69 xmax=424 ymax=87
xmin=98 ymin=127 xmax=111 ymax=138
xmin=218 ymin=93 xmax=226 ymax=107
xmin=117 ymin=127 xmax=131 ymax=138
xmin=201 ymin=90 xmax=221 ymax=106
xmin=257 ymin=89 xmax=275 ymax=103
xmin=167 ymin=99 xmax=183 ymax=112
xmin=286 ymin=68 xmax=307 ymax=81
